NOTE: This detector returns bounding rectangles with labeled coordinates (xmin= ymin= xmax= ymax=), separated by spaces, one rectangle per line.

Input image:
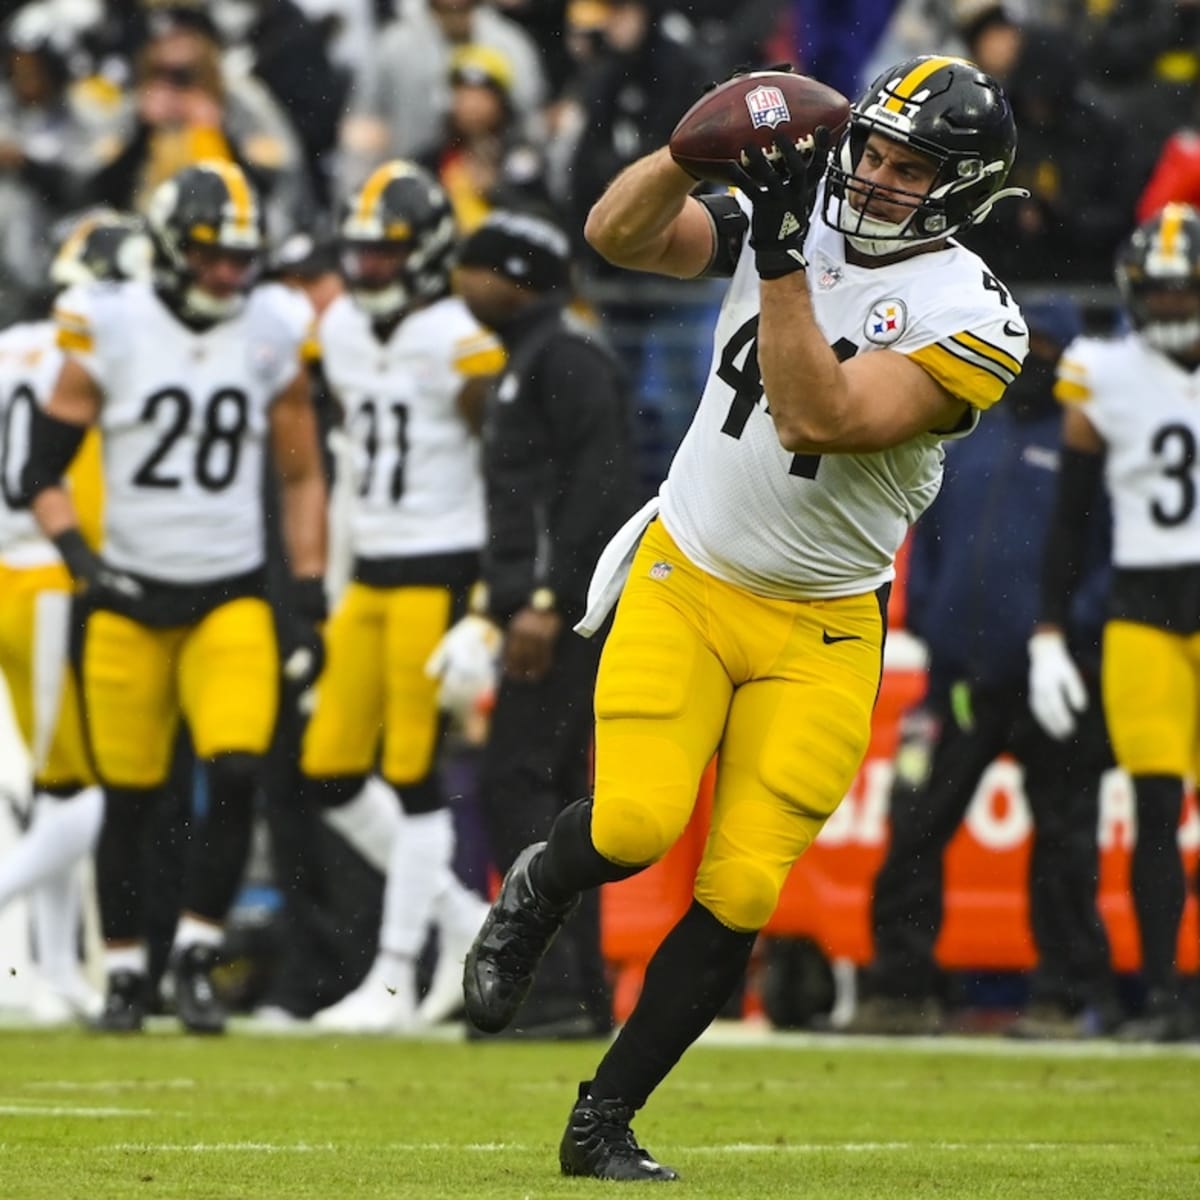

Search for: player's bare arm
xmin=584 ymin=148 xmax=716 ymax=279
xmin=758 ymin=272 xmax=966 ymax=453
xmin=270 ymin=369 xmax=328 ymax=579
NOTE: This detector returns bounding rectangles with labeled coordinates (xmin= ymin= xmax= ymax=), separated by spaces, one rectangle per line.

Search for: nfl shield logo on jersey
xmin=745 ymin=85 xmax=791 ymax=130
xmin=864 ymin=298 xmax=908 ymax=346
xmin=649 ymin=560 xmax=673 ymax=581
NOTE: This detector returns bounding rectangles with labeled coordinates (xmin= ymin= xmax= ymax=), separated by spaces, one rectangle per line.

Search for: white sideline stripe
xmin=0 ymin=1104 xmax=159 ymax=1117
xmin=94 ymin=1140 xmax=1134 ymax=1155
xmin=26 ymin=1079 xmax=198 ymax=1092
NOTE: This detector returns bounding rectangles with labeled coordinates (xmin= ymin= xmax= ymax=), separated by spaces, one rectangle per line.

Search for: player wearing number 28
xmin=462 ymin=56 xmax=1029 ymax=1180
xmin=21 ymin=161 xmax=328 ymax=1033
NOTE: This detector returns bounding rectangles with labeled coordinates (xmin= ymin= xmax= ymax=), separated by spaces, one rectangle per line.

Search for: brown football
xmin=669 ymin=71 xmax=851 ymax=186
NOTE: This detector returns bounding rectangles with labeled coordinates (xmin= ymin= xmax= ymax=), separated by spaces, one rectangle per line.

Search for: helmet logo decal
xmin=745 ymin=85 xmax=790 ymax=130
xmin=864 ymin=298 xmax=907 ymax=345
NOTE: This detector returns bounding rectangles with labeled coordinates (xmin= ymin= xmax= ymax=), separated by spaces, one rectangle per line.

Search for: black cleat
xmin=91 ymin=970 xmax=147 ymax=1033
xmin=463 ymin=842 xmax=577 ymax=1034
xmin=170 ymin=944 xmax=228 ymax=1034
xmin=559 ymin=1083 xmax=680 ymax=1182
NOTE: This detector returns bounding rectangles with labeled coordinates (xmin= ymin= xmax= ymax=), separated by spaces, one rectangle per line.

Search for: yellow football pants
xmin=300 ymin=582 xmax=452 ymax=787
xmin=83 ymin=597 xmax=278 ymax=787
xmin=592 ymin=521 xmax=886 ymax=932
xmin=1102 ymin=618 xmax=1200 ymax=779
xmin=0 ymin=561 xmax=93 ymax=789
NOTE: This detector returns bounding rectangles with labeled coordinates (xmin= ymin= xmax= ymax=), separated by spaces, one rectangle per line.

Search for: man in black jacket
xmin=439 ymin=209 xmax=635 ymax=1037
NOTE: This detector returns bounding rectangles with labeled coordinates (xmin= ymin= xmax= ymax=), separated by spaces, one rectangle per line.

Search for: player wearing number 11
xmin=21 ymin=161 xmax=328 ymax=1033
xmin=461 ymin=56 xmax=1029 ymax=1180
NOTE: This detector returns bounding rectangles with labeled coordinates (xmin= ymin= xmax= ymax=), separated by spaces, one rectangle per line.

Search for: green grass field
xmin=1 ymin=1024 xmax=1198 ymax=1199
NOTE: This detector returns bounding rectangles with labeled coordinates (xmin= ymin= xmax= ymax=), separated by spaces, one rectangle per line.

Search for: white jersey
xmin=1057 ymin=332 xmax=1200 ymax=568
xmin=55 ymin=280 xmax=312 ymax=584
xmin=0 ymin=321 xmax=64 ymax=567
xmin=659 ymin=195 xmax=1029 ymax=598
xmin=318 ymin=294 xmax=501 ymax=560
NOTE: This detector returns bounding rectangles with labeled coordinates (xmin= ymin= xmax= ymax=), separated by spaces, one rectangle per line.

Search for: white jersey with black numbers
xmin=659 ymin=194 xmax=1029 ymax=599
xmin=0 ymin=321 xmax=63 ymax=567
xmin=318 ymin=294 xmax=501 ymax=560
xmin=55 ymin=280 xmax=312 ymax=584
xmin=1057 ymin=332 xmax=1200 ymax=568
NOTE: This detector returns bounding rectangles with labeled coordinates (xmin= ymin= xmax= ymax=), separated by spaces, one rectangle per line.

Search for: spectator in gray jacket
xmin=338 ymin=0 xmax=547 ymax=193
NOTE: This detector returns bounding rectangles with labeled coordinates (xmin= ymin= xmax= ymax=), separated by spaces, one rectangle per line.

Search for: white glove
xmin=425 ymin=614 xmax=502 ymax=719
xmin=1027 ymin=630 xmax=1088 ymax=740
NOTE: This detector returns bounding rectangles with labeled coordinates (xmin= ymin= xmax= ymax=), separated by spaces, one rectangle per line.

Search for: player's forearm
xmin=280 ymin=472 xmax=328 ymax=579
xmin=31 ymin=485 xmax=80 ymax=541
xmin=757 ymin=273 xmax=848 ymax=451
xmin=584 ymin=148 xmax=697 ymax=265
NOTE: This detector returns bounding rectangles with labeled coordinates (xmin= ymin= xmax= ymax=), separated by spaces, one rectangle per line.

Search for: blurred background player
xmin=0 ymin=209 xmax=150 ymax=1023
xmin=21 ymin=159 xmax=328 ymax=1034
xmin=302 ymin=161 xmax=501 ymax=1033
xmin=1033 ymin=202 xmax=1200 ymax=1042
xmin=438 ymin=208 xmax=634 ymax=1039
xmin=846 ymin=299 xmax=1119 ymax=1039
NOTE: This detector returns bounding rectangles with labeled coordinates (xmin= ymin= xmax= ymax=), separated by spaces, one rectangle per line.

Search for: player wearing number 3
xmin=462 ymin=57 xmax=1029 ymax=1180
xmin=22 ymin=161 xmax=328 ymax=1033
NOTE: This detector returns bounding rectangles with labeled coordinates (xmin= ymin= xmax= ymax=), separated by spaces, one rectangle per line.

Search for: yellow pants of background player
xmin=0 ymin=561 xmax=93 ymax=789
xmin=1102 ymin=619 xmax=1200 ymax=779
xmin=83 ymin=597 xmax=278 ymax=788
xmin=300 ymin=583 xmax=452 ymax=787
xmin=592 ymin=522 xmax=886 ymax=933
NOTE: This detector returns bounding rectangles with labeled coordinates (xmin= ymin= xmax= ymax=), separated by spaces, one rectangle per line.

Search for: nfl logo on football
xmin=745 ymin=85 xmax=790 ymax=130
xmin=649 ymin=561 xmax=673 ymax=581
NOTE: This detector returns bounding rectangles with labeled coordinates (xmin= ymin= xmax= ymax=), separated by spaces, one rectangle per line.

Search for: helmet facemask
xmin=1117 ymin=205 xmax=1200 ymax=359
xmin=823 ymin=56 xmax=1025 ymax=258
xmin=340 ymin=162 xmax=456 ymax=322
xmin=147 ymin=164 xmax=264 ymax=325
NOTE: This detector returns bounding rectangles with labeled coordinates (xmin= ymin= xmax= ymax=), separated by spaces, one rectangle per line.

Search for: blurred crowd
xmin=1 ymin=0 xmax=1200 ymax=317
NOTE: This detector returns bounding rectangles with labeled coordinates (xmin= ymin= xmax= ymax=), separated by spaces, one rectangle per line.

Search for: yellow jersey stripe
xmin=56 ymin=328 xmax=95 ymax=354
xmin=66 ymin=429 xmax=105 ymax=551
xmin=455 ymin=346 xmax=507 ymax=377
xmin=908 ymin=343 xmax=1008 ymax=410
xmin=1159 ymin=203 xmax=1185 ymax=258
xmin=883 ymin=56 xmax=963 ymax=112
xmin=952 ymin=330 xmax=1023 ymax=374
xmin=53 ymin=308 xmax=92 ymax=332
xmin=1054 ymin=378 xmax=1092 ymax=405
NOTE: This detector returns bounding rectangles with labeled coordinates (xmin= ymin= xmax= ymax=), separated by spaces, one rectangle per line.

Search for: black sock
xmin=589 ymin=900 xmax=756 ymax=1110
xmin=531 ymin=797 xmax=644 ymax=906
xmin=1131 ymin=774 xmax=1185 ymax=996
xmin=182 ymin=753 xmax=258 ymax=922
xmin=96 ymin=786 xmax=159 ymax=943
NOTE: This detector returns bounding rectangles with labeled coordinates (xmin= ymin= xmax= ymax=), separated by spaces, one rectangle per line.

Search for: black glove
xmin=52 ymin=529 xmax=144 ymax=604
xmin=730 ymin=127 xmax=833 ymax=279
xmin=280 ymin=576 xmax=327 ymax=691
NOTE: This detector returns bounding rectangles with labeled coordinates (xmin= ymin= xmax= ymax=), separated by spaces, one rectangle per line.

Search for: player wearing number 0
xmin=1031 ymin=203 xmax=1200 ymax=1042
xmin=21 ymin=161 xmax=328 ymax=1034
xmin=301 ymin=161 xmax=503 ymax=1032
xmin=0 ymin=211 xmax=150 ymax=1023
xmin=461 ymin=56 xmax=1029 ymax=1179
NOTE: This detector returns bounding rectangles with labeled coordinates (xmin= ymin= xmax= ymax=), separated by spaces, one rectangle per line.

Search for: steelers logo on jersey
xmin=864 ymin=298 xmax=907 ymax=346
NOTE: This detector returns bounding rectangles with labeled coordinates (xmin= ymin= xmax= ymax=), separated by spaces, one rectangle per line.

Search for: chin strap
xmin=967 ymin=185 xmax=1031 ymax=225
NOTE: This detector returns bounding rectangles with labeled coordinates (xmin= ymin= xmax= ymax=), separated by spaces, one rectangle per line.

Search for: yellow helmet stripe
xmin=204 ymin=159 xmax=254 ymax=233
xmin=356 ymin=162 xmax=410 ymax=225
xmin=883 ymin=56 xmax=966 ymax=112
xmin=1159 ymin=203 xmax=1185 ymax=259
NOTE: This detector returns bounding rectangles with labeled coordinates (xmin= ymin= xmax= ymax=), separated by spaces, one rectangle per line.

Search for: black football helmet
xmin=49 ymin=209 xmax=153 ymax=289
xmin=1116 ymin=203 xmax=1200 ymax=356
xmin=823 ymin=55 xmax=1025 ymax=256
xmin=339 ymin=160 xmax=456 ymax=320
xmin=145 ymin=160 xmax=264 ymax=323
